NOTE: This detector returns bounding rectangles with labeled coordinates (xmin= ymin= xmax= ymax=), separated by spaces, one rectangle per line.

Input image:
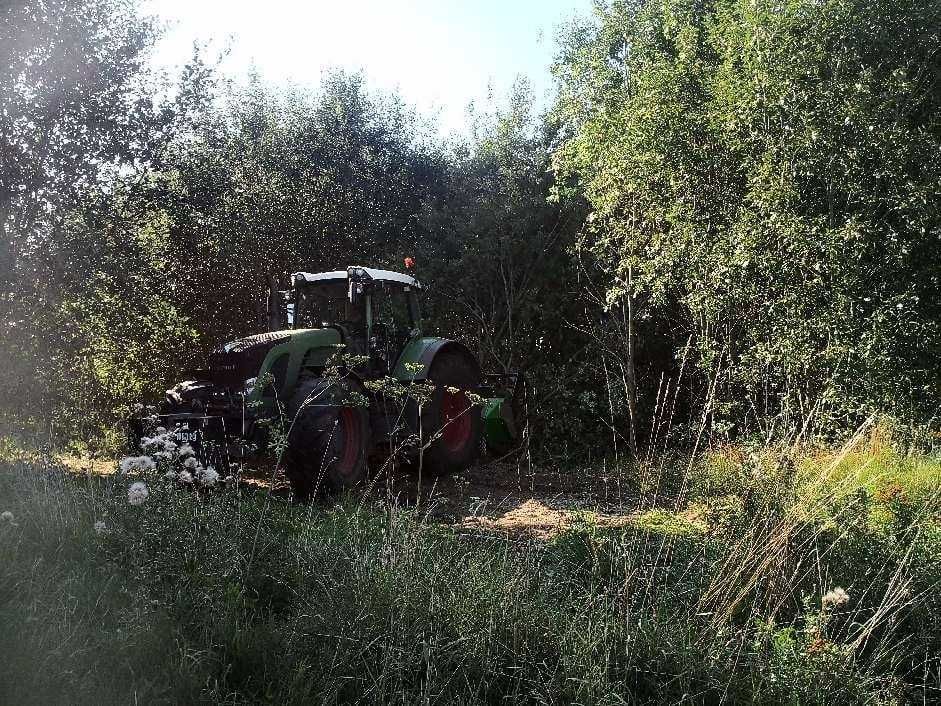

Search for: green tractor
xmin=133 ymin=265 xmax=523 ymax=497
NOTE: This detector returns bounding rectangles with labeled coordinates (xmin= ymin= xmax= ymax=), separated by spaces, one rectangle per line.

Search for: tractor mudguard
xmin=248 ymin=328 xmax=344 ymax=408
xmin=391 ymin=337 xmax=480 ymax=382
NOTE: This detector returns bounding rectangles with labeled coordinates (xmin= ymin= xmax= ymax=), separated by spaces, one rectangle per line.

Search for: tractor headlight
xmin=243 ymin=377 xmax=257 ymax=396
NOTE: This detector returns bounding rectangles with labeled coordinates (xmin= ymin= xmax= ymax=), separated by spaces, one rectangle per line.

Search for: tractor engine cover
xmin=208 ymin=331 xmax=292 ymax=386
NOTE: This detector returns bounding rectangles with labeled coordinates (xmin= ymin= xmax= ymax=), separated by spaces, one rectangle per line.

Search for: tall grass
xmin=1 ymin=443 xmax=939 ymax=704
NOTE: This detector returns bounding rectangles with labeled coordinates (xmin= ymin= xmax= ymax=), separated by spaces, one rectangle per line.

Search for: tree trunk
xmin=622 ymin=295 xmax=639 ymax=457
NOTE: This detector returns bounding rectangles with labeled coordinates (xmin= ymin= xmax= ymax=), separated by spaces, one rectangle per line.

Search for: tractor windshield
xmin=293 ymin=281 xmax=364 ymax=331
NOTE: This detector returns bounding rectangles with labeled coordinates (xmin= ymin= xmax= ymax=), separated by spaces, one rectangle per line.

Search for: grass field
xmin=1 ymin=435 xmax=939 ymax=705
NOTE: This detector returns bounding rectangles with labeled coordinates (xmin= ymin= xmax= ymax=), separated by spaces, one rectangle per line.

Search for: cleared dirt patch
xmin=58 ymin=452 xmax=684 ymax=539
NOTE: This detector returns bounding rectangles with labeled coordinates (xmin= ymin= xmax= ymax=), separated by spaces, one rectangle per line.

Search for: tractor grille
xmin=208 ymin=331 xmax=292 ymax=386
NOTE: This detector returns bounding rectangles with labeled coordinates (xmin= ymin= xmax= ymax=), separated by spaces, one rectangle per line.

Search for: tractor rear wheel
xmin=419 ymin=352 xmax=482 ymax=476
xmin=283 ymin=377 xmax=370 ymax=499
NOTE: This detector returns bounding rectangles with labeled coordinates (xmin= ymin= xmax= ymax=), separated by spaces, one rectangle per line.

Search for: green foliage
xmin=0 ymin=0 xmax=211 ymax=447
xmin=418 ymin=82 xmax=604 ymax=458
xmin=553 ymin=0 xmax=941 ymax=437
xmin=3 ymin=0 xmax=940 ymax=455
xmin=155 ymin=71 xmax=443 ymax=349
xmin=420 ymin=81 xmax=582 ymax=373
xmin=1 ymin=0 xmax=161 ymax=264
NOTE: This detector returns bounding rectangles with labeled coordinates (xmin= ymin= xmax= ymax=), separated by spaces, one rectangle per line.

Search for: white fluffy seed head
xmin=119 ymin=456 xmax=156 ymax=474
xmin=127 ymin=482 xmax=149 ymax=506
xmin=822 ymin=587 xmax=850 ymax=609
xmin=140 ymin=429 xmax=177 ymax=455
xmin=197 ymin=466 xmax=219 ymax=487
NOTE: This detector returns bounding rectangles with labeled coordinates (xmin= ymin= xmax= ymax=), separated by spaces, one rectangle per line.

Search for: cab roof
xmin=292 ymin=266 xmax=421 ymax=289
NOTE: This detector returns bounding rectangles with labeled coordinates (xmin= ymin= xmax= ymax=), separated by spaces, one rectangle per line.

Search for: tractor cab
xmin=289 ymin=266 xmax=422 ymax=374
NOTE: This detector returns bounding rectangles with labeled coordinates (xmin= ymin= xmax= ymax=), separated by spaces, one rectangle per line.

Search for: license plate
xmin=173 ymin=422 xmax=202 ymax=446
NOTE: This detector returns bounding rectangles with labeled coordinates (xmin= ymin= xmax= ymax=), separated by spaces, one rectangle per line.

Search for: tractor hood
xmin=208 ymin=328 xmax=342 ymax=387
xmin=208 ymin=331 xmax=293 ymax=386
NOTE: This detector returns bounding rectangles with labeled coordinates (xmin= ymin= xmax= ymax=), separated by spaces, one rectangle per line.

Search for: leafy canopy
xmin=552 ymin=0 xmax=941 ymax=434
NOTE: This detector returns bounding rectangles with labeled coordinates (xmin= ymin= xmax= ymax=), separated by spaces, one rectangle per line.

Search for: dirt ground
xmin=357 ymin=459 xmax=648 ymax=539
xmin=60 ymin=452 xmax=669 ymax=539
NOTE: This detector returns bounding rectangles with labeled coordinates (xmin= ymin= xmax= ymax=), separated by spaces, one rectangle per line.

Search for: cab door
xmin=368 ymin=282 xmax=420 ymax=374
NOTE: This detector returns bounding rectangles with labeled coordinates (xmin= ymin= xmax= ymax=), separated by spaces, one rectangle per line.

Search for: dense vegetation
xmin=2 ymin=0 xmax=939 ymax=453
xmin=2 ymin=1 xmax=941 ymax=703
xmin=553 ymin=0 xmax=941 ymax=440
xmin=2 ymin=440 xmax=939 ymax=704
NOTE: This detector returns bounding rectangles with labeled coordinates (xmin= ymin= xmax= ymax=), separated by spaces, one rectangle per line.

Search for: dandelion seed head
xmin=141 ymin=429 xmax=177 ymax=455
xmin=1 ymin=510 xmax=14 ymax=522
xmin=119 ymin=456 xmax=156 ymax=474
xmin=127 ymin=482 xmax=149 ymax=506
xmin=822 ymin=586 xmax=850 ymax=609
xmin=197 ymin=466 xmax=219 ymax=488
xmin=94 ymin=520 xmax=107 ymax=534
xmin=178 ymin=470 xmax=194 ymax=484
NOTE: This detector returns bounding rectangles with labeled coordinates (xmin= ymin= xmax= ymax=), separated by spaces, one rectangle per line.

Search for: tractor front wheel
xmin=283 ymin=377 xmax=370 ymax=499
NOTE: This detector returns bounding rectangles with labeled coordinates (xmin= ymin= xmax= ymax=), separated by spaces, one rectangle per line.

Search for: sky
xmin=143 ymin=0 xmax=592 ymax=136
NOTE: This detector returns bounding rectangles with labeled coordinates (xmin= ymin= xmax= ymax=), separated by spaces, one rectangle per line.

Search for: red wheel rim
xmin=440 ymin=388 xmax=472 ymax=452
xmin=336 ymin=408 xmax=360 ymax=474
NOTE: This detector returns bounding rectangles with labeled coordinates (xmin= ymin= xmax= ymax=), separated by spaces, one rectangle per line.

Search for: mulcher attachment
xmin=480 ymin=373 xmax=526 ymax=456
